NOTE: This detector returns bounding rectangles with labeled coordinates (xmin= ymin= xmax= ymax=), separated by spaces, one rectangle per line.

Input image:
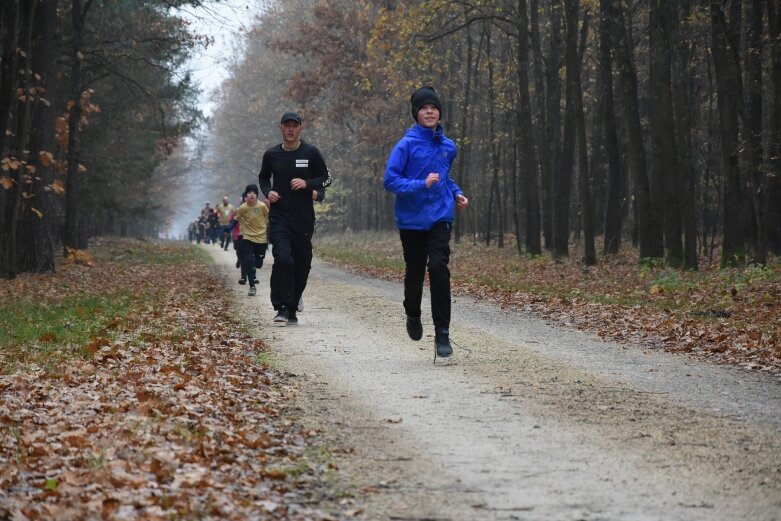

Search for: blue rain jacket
xmin=383 ymin=124 xmax=463 ymax=230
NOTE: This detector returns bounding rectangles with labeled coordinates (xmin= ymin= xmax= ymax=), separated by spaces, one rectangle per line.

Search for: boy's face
xmin=279 ymin=121 xmax=303 ymax=144
xmin=416 ymin=103 xmax=440 ymax=129
xmin=245 ymin=191 xmax=258 ymax=205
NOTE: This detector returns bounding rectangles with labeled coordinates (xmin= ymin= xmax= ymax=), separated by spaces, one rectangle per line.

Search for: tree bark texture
xmin=649 ymin=0 xmax=683 ymax=267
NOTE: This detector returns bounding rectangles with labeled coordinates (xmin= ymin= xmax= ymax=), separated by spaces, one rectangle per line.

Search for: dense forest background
xmin=211 ymin=0 xmax=781 ymax=270
xmin=0 ymin=0 xmax=205 ymax=278
xmin=2 ymin=0 xmax=780 ymax=279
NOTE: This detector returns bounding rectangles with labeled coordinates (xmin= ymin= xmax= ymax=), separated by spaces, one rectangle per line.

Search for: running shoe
xmin=406 ymin=316 xmax=423 ymax=341
xmin=238 ymin=277 xmax=246 ymax=285
xmin=273 ymin=308 xmax=288 ymax=324
xmin=434 ymin=328 xmax=452 ymax=357
xmin=248 ymin=286 xmax=256 ymax=297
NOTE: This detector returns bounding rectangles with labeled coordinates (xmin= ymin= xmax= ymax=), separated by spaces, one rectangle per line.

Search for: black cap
xmin=410 ymin=86 xmax=442 ymax=121
xmin=280 ymin=111 xmax=302 ymax=124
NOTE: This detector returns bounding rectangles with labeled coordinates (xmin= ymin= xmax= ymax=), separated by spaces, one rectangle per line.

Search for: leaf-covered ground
xmin=0 ymin=239 xmax=344 ymax=520
xmin=315 ymin=232 xmax=781 ymax=377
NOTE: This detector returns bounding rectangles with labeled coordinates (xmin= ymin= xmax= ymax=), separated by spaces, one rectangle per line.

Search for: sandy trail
xmin=206 ymin=246 xmax=781 ymax=521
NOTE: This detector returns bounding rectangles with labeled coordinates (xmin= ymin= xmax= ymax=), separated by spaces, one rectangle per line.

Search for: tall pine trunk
xmin=768 ymin=0 xmax=781 ymax=254
xmin=552 ymin=0 xmax=579 ymax=258
xmin=64 ymin=0 xmax=90 ymax=253
xmin=454 ymin=25 xmax=473 ymax=244
xmin=711 ymin=1 xmax=745 ymax=266
xmin=745 ymin=0 xmax=766 ymax=264
xmin=517 ymin=0 xmax=541 ymax=254
xmin=0 ymin=0 xmax=20 ymax=278
xmin=649 ymin=0 xmax=683 ymax=267
xmin=599 ymin=0 xmax=623 ymax=255
xmin=18 ymin=0 xmax=58 ymax=273
xmin=573 ymin=9 xmax=595 ymax=266
xmin=672 ymin=0 xmax=699 ymax=270
xmin=611 ymin=0 xmax=662 ymax=260
xmin=544 ymin=1 xmax=562 ymax=251
xmin=2 ymin=0 xmax=35 ymax=279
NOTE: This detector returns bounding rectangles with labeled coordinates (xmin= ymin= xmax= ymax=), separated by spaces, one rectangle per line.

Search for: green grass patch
xmin=0 ymin=291 xmax=147 ymax=373
xmin=255 ymin=352 xmax=277 ymax=368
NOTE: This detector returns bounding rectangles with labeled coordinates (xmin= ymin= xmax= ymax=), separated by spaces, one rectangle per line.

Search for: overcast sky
xmin=177 ymin=1 xmax=263 ymax=115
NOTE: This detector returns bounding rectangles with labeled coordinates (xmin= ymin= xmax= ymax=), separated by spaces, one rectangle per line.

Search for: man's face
xmin=222 ymin=197 xmax=229 ymax=205
xmin=279 ymin=121 xmax=302 ymax=143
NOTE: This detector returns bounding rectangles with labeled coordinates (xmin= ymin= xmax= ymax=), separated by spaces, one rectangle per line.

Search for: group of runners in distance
xmin=189 ymin=87 xmax=469 ymax=358
xmin=186 ymin=196 xmax=236 ymax=249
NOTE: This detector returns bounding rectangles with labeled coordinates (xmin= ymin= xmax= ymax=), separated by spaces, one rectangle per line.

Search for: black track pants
xmin=269 ymin=220 xmax=314 ymax=312
xmin=399 ymin=221 xmax=452 ymax=329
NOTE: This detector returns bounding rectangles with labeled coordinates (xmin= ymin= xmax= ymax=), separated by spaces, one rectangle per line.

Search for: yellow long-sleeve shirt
xmin=236 ymin=201 xmax=269 ymax=243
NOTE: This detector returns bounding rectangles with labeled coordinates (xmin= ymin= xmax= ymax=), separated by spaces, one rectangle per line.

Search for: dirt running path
xmin=207 ymin=247 xmax=781 ymax=521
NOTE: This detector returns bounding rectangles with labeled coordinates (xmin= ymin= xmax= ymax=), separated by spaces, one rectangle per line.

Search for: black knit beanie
xmin=410 ymin=86 xmax=442 ymax=121
xmin=244 ymin=184 xmax=259 ymax=196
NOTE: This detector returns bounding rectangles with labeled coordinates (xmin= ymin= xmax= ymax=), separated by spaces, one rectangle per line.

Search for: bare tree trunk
xmin=0 ymin=0 xmax=19 ymax=158
xmin=484 ymin=23 xmax=498 ymax=246
xmin=711 ymin=0 xmax=746 ymax=266
xmin=599 ymin=0 xmax=623 ymax=256
xmin=573 ymin=9 xmax=595 ymax=266
xmin=745 ymin=0 xmax=766 ymax=264
xmin=518 ymin=0 xmax=541 ymax=254
xmin=552 ymin=0 xmax=578 ymax=258
xmin=529 ymin=0 xmax=546 ymax=254
xmin=454 ymin=24 xmax=473 ymax=244
xmin=544 ymin=0 xmax=562 ymax=250
xmin=0 ymin=0 xmax=20 ymax=278
xmin=768 ymin=0 xmax=781 ymax=254
xmin=611 ymin=0 xmax=662 ymax=260
xmin=18 ymin=0 xmax=58 ymax=274
xmin=64 ymin=0 xmax=92 ymax=253
xmin=672 ymin=0 xmax=698 ymax=270
xmin=649 ymin=0 xmax=683 ymax=267
xmin=2 ymin=0 xmax=35 ymax=279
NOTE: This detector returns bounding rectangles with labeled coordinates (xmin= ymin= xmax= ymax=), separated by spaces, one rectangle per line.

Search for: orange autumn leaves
xmin=0 ymin=238 xmax=334 ymax=520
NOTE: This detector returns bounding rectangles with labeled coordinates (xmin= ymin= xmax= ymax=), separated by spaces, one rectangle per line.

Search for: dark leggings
xmin=399 ymin=222 xmax=452 ymax=329
xmin=241 ymin=239 xmax=268 ymax=286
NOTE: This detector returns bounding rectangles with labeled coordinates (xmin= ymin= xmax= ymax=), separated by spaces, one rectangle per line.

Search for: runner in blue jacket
xmin=383 ymin=86 xmax=469 ymax=358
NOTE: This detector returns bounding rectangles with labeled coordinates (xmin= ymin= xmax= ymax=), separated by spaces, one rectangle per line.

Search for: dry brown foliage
xmin=316 ymin=233 xmax=781 ymax=377
xmin=0 ymin=238 xmax=338 ymax=520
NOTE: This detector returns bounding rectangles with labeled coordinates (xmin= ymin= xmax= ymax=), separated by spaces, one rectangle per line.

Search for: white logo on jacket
xmin=296 ymin=159 xmax=309 ymax=168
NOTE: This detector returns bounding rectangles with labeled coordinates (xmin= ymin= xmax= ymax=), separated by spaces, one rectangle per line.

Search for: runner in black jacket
xmin=258 ymin=111 xmax=331 ymax=325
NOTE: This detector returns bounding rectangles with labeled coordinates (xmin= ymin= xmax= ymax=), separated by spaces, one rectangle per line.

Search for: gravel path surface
xmin=208 ymin=248 xmax=781 ymax=521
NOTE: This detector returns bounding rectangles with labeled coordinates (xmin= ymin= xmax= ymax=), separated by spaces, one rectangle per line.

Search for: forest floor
xmin=314 ymin=231 xmax=781 ymax=377
xmin=0 ymin=239 xmax=346 ymax=519
xmin=1 ymin=236 xmax=780 ymax=520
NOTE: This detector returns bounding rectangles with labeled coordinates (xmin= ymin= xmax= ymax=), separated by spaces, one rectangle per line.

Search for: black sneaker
xmin=273 ymin=308 xmax=288 ymax=325
xmin=435 ymin=329 xmax=453 ymax=358
xmin=248 ymin=286 xmax=256 ymax=297
xmin=406 ymin=316 xmax=423 ymax=341
xmin=252 ymin=279 xmax=259 ymax=285
xmin=287 ymin=312 xmax=298 ymax=326
xmin=238 ymin=277 xmax=246 ymax=285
